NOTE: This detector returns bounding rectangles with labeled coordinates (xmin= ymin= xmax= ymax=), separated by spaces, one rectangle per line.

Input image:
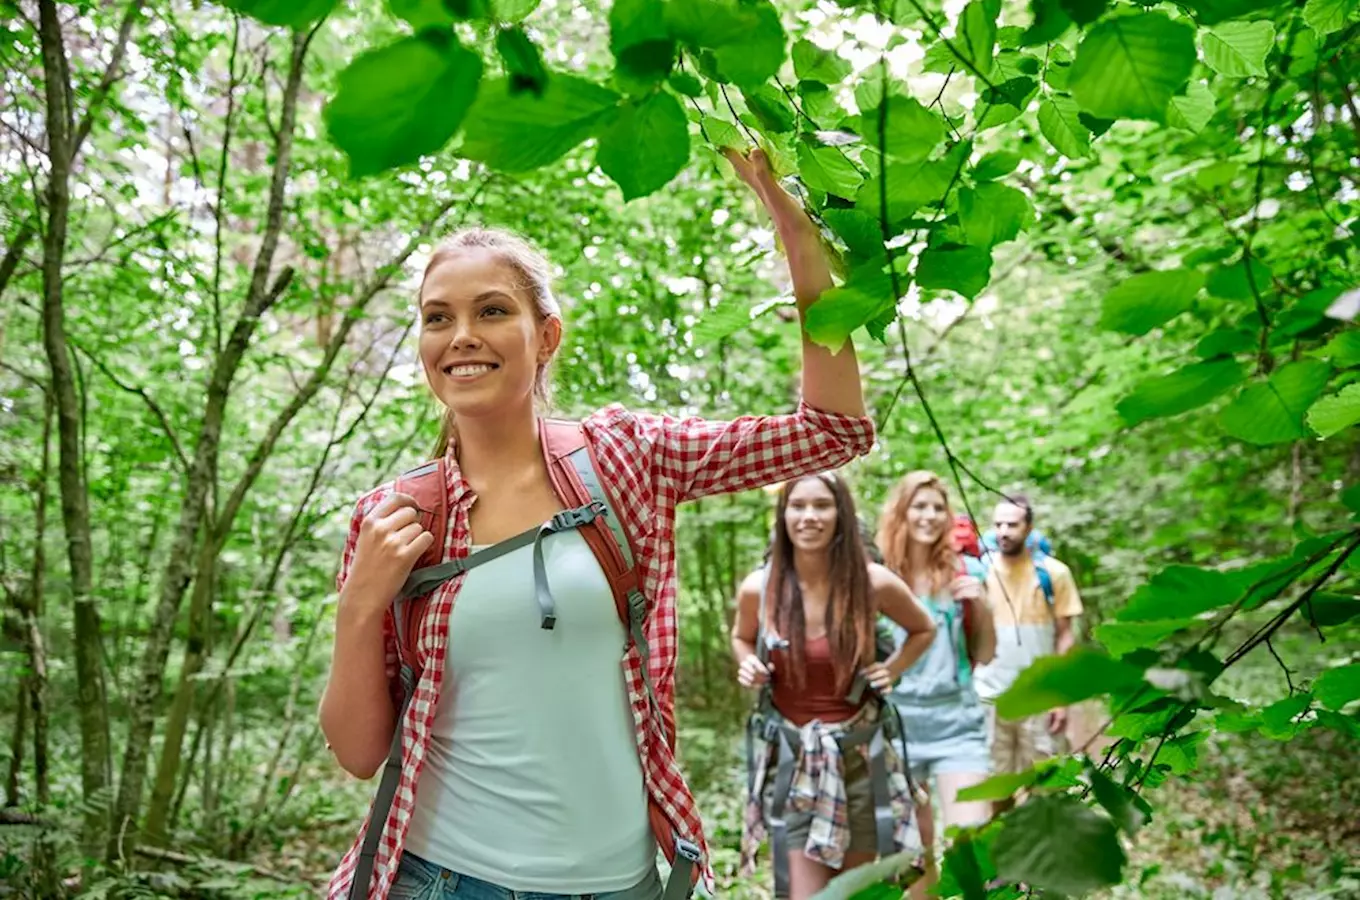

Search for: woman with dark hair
xmin=732 ymin=473 xmax=935 ymax=900
xmin=877 ymin=471 xmax=996 ymax=844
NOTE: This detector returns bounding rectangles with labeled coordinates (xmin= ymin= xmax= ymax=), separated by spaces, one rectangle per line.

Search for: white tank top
xmin=403 ymin=530 xmax=655 ymax=891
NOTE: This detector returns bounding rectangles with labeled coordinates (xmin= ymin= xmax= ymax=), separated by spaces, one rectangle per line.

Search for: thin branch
xmin=66 ymin=339 xmax=189 ymax=473
xmin=1265 ymin=637 xmax=1295 ymax=693
xmin=70 ymin=0 xmax=145 ymax=160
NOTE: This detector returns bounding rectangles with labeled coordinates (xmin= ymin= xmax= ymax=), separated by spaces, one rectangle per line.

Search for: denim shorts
xmin=390 ymin=852 xmax=664 ymax=900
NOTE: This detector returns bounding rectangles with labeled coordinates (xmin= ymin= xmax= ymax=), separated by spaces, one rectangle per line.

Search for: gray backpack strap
xmin=349 ymin=637 xmax=416 ymax=899
xmin=563 ymin=447 xmax=656 ymax=703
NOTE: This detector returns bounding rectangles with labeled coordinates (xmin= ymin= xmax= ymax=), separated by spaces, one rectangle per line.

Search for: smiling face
xmin=784 ymin=477 xmax=839 ymax=554
xmin=417 ymin=246 xmax=561 ymax=422
xmin=993 ymin=501 xmax=1032 ymax=556
xmin=906 ymin=485 xmax=948 ymax=547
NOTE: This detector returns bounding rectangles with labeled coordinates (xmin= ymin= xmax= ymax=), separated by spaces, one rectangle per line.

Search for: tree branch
xmin=67 ymin=339 xmax=189 ymax=474
xmin=70 ymin=0 xmax=145 ymax=160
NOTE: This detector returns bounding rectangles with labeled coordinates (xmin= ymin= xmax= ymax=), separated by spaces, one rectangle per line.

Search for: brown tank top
xmin=770 ymin=633 xmax=860 ymax=726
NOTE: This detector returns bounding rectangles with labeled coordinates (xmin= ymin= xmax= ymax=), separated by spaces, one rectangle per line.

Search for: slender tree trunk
xmin=5 ymin=680 xmax=28 ymax=807
xmin=108 ymin=30 xmax=312 ymax=861
xmin=36 ymin=0 xmax=112 ymax=859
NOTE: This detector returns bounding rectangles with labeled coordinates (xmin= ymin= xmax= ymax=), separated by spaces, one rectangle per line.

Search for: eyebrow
xmin=421 ymin=290 xmax=515 ymax=309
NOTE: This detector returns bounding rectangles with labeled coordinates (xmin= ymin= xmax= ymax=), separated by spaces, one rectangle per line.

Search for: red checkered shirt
xmin=326 ymin=401 xmax=875 ymax=899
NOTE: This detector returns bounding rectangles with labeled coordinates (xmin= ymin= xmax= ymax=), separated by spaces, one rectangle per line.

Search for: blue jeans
xmin=390 ymin=853 xmax=664 ymax=900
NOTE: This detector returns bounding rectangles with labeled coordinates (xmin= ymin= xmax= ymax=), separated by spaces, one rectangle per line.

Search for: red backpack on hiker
xmin=348 ymin=419 xmax=701 ymax=900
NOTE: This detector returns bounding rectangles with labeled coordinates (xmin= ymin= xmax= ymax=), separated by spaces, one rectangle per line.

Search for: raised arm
xmin=724 ymin=147 xmax=865 ymax=419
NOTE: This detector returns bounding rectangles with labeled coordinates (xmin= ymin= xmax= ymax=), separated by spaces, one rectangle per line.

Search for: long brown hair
xmin=766 ymin=473 xmax=875 ymax=695
xmin=421 ymin=228 xmax=562 ymax=457
xmin=878 ymin=470 xmax=959 ymax=596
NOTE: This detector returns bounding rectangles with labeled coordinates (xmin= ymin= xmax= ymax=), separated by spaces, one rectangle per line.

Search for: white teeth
xmin=446 ymin=364 xmax=494 ymax=376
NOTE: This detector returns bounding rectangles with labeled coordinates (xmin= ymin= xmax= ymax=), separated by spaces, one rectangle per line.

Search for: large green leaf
xmin=743 ymin=85 xmax=797 ymax=135
xmin=1038 ymin=94 xmax=1092 ymax=158
xmin=1095 ymin=619 xmax=1199 ymax=656
xmin=496 ymin=25 xmax=548 ymax=96
xmin=1116 ymin=565 xmax=1243 ymax=622
xmin=493 ymin=0 xmax=541 ymax=20
xmin=959 ymin=183 xmax=1031 ymax=249
xmin=1166 ymin=81 xmax=1216 ymax=133
xmin=610 ymin=0 xmax=674 ymax=90
xmin=1201 ymin=21 xmax=1275 ymax=78
xmin=916 ymin=246 xmax=993 ymax=300
xmin=816 ymin=851 xmax=923 ymax=899
xmin=993 ymin=797 xmax=1126 ymax=896
xmin=461 ymin=74 xmax=620 ymax=172
xmin=389 ymin=0 xmax=459 ymax=30
xmin=823 ymin=209 xmax=882 ymax=259
xmin=1117 ymin=359 xmax=1248 ymax=426
xmin=1068 ymin=14 xmax=1196 ymax=123
xmin=939 ymin=836 xmax=989 ymax=900
xmin=1314 ymin=331 xmax=1360 ymax=367
xmin=223 ymin=0 xmax=335 ymax=27
xmin=973 ymin=150 xmax=1022 ymax=180
xmin=996 ymin=647 xmax=1147 ymax=719
xmin=595 ymin=92 xmax=690 ymax=200
xmin=1304 ymin=0 xmax=1358 ymax=34
xmin=805 ymin=265 xmax=896 ymax=352
xmin=955 ymin=758 xmax=1078 ymax=801
xmin=792 ymin=38 xmax=851 ymax=83
xmin=1307 ymin=383 xmax=1360 ymax=438
xmin=1159 ymin=731 xmax=1207 ymax=775
xmin=1087 ymin=763 xmax=1148 ymax=834
xmin=796 ymin=142 xmax=863 ymax=198
xmin=857 ymin=150 xmax=964 ymax=225
xmin=859 ymin=96 xmax=946 ymax=163
xmin=1207 ymin=257 xmax=1273 ymax=299
xmin=958 ymin=0 xmax=1001 ymax=78
xmin=324 ymin=33 xmax=483 ymax=177
xmin=1098 ymin=268 xmax=1204 ymax=335
xmin=1315 ymin=663 xmax=1360 ymax=710
xmin=666 ymin=0 xmax=786 ymax=87
xmin=1180 ymin=0 xmax=1287 ymax=24
xmin=1218 ymin=360 xmax=1333 ymax=444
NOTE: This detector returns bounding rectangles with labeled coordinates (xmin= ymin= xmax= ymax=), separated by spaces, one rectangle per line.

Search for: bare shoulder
xmin=867 ymin=561 xmax=907 ymax=594
xmin=737 ymin=567 xmax=767 ymax=599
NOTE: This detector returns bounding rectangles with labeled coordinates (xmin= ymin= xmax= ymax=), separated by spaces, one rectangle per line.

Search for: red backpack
xmin=349 ymin=419 xmax=701 ymax=899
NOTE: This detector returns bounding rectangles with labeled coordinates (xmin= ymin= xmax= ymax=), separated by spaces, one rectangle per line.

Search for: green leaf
xmin=324 ymin=33 xmax=483 ymax=178
xmin=699 ymin=116 xmax=743 ymax=150
xmin=1180 ymin=0 xmax=1287 ymax=25
xmin=1117 ymin=565 xmax=1243 ymax=621
xmin=996 ymin=647 xmax=1147 ymax=719
xmin=858 ymin=154 xmax=961 ymax=226
xmin=1260 ymin=692 xmax=1312 ymax=739
xmin=666 ymin=0 xmax=786 ymax=87
xmin=959 ymin=0 xmax=1000 ymax=78
xmin=916 ymin=246 xmax=993 ymax=300
xmin=496 ymin=25 xmax=548 ymax=96
xmin=1068 ymin=13 xmax=1196 ymax=123
xmin=1315 ymin=331 xmax=1360 ymax=367
xmin=940 ymin=837 xmax=989 ymax=900
xmin=1219 ymin=360 xmax=1333 ymax=444
xmin=973 ymin=150 xmax=1022 ymax=180
xmin=668 ymin=72 xmax=703 ymax=97
xmin=1098 ymin=268 xmax=1204 ymax=335
xmin=1087 ymin=763 xmax=1147 ymax=834
xmin=595 ymin=91 xmax=691 ymax=200
xmin=859 ymin=96 xmax=946 ymax=163
xmin=1315 ymin=663 xmax=1360 ymax=710
xmin=1038 ymin=95 xmax=1092 ymax=159
xmin=796 ymin=142 xmax=863 ymax=198
xmin=1307 ymin=383 xmax=1360 ymax=438
xmin=1063 ymin=0 xmax=1109 ymax=24
xmin=1023 ymin=0 xmax=1073 ymax=46
xmin=1166 ymin=80 xmax=1216 ymax=133
xmin=793 ymin=38 xmax=851 ymax=83
xmin=959 ymin=183 xmax=1031 ymax=249
xmin=1196 ymin=327 xmax=1257 ymax=359
xmin=805 ymin=264 xmax=896 ymax=352
xmin=1304 ymin=0 xmax=1358 ymax=34
xmin=1159 ymin=731 xmax=1207 ymax=775
xmin=823 ymin=209 xmax=882 ymax=259
xmin=1117 ymin=359 xmax=1248 ymax=426
xmin=955 ymin=769 xmax=1046 ymax=802
xmin=610 ymin=0 xmax=675 ymax=90
xmin=1095 ymin=619 xmax=1198 ymax=656
xmin=461 ymin=74 xmax=620 ymax=172
xmin=1207 ymin=257 xmax=1273 ymax=299
xmin=223 ymin=0 xmax=335 ymax=27
xmin=1201 ymin=21 xmax=1276 ymax=78
xmin=1311 ymin=593 xmax=1360 ymax=626
xmin=993 ymin=796 xmax=1126 ymax=895
xmin=492 ymin=0 xmax=540 ymax=20
xmin=817 ymin=852 xmax=924 ymax=899
xmin=743 ymin=85 xmax=796 ymax=135
xmin=388 ymin=0 xmax=457 ymax=30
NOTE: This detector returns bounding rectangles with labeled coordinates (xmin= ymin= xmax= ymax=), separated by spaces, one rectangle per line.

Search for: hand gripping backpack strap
xmin=539 ymin=419 xmax=701 ymax=898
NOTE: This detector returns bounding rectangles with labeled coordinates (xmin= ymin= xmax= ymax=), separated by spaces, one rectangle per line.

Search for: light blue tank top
xmin=403 ymin=530 xmax=655 ymax=892
xmin=889 ymin=592 xmax=973 ymax=705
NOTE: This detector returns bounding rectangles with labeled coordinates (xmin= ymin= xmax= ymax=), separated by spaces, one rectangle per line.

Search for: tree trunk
xmin=35 ymin=0 xmax=112 ymax=859
xmin=5 ymin=679 xmax=28 ymax=807
xmin=108 ymin=29 xmax=312 ymax=860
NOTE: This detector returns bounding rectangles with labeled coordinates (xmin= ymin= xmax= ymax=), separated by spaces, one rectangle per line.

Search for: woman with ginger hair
xmin=878 ymin=471 xmax=997 ymax=842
